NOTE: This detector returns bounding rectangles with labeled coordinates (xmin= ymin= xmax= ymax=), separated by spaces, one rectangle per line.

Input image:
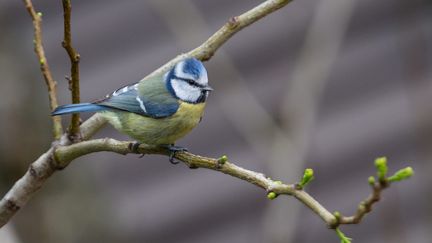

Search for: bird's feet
xmin=129 ymin=143 xmax=191 ymax=165
xmin=129 ymin=142 xmax=145 ymax=158
xmin=162 ymin=144 xmax=188 ymax=165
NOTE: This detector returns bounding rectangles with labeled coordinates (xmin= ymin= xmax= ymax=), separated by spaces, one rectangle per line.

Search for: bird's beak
xmin=203 ymin=85 xmax=214 ymax=91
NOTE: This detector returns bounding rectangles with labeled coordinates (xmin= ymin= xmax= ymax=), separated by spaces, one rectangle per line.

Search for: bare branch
xmin=0 ymin=147 xmax=57 ymax=225
xmin=189 ymin=0 xmax=293 ymax=60
xmin=61 ymin=0 xmax=81 ymax=140
xmin=22 ymin=0 xmax=63 ymax=139
xmin=0 ymin=137 xmax=337 ymax=228
xmin=0 ymin=115 xmax=104 ymax=227
xmin=0 ymin=133 xmax=407 ymax=230
xmin=145 ymin=0 xmax=293 ymax=80
xmin=336 ymin=181 xmax=387 ymax=226
xmin=55 ymin=139 xmax=338 ymax=226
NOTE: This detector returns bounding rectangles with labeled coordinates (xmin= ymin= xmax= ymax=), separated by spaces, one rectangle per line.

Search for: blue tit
xmin=52 ymin=58 xmax=212 ymax=161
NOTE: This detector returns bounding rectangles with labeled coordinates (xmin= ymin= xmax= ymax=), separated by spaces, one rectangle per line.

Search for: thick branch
xmin=23 ymin=0 xmax=63 ymax=139
xmin=0 ymin=148 xmax=56 ymax=225
xmin=62 ymin=0 xmax=81 ymax=140
xmin=0 ymin=115 xmax=106 ymax=227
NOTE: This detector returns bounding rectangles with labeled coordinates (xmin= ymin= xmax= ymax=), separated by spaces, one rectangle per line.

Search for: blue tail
xmin=52 ymin=103 xmax=107 ymax=116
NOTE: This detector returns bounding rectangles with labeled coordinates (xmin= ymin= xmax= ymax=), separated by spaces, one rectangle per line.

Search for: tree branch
xmin=53 ymin=139 xmax=341 ymax=225
xmin=23 ymin=0 xmax=63 ymax=139
xmin=145 ymin=0 xmax=293 ymax=80
xmin=62 ymin=0 xmax=81 ymax=140
xmin=334 ymin=159 xmax=413 ymax=227
xmin=0 ymin=131 xmax=411 ymax=231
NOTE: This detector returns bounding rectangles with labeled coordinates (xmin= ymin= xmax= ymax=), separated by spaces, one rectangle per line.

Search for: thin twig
xmin=61 ymin=0 xmax=81 ymax=140
xmin=23 ymin=0 xmax=63 ymax=139
xmin=335 ymin=181 xmax=388 ymax=227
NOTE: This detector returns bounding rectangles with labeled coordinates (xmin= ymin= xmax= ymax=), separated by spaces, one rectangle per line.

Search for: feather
xmin=90 ymin=74 xmax=179 ymax=118
xmin=52 ymin=103 xmax=107 ymax=115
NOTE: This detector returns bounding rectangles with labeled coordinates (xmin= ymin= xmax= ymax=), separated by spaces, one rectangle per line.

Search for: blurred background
xmin=0 ymin=0 xmax=431 ymax=242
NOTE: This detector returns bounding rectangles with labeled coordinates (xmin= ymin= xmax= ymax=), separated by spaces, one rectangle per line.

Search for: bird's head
xmin=166 ymin=58 xmax=213 ymax=103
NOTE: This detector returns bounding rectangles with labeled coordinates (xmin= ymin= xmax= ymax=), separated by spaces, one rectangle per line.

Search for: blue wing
xmin=96 ymin=82 xmax=179 ymax=118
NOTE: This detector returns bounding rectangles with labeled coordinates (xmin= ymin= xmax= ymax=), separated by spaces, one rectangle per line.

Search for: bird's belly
xmin=101 ymin=102 xmax=206 ymax=145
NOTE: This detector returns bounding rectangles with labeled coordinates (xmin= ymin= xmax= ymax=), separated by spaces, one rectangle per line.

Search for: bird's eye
xmin=185 ymin=79 xmax=195 ymax=85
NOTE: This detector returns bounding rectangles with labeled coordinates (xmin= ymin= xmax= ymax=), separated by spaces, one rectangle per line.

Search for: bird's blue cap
xmin=181 ymin=58 xmax=205 ymax=80
xmin=172 ymin=57 xmax=209 ymax=87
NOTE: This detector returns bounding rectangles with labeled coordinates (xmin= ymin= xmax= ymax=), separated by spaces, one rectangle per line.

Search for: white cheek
xmin=171 ymin=79 xmax=201 ymax=103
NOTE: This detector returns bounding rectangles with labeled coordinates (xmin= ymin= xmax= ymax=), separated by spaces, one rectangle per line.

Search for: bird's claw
xmin=169 ymin=154 xmax=180 ymax=164
xmin=129 ymin=142 xmax=145 ymax=158
xmin=164 ymin=145 xmax=188 ymax=165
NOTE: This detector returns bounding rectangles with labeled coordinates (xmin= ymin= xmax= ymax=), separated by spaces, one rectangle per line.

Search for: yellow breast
xmin=101 ymin=101 xmax=206 ymax=145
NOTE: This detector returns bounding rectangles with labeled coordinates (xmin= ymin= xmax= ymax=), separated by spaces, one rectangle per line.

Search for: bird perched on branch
xmin=52 ymin=58 xmax=212 ymax=163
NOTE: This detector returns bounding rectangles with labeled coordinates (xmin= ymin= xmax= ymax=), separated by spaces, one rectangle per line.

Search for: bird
xmin=52 ymin=57 xmax=213 ymax=163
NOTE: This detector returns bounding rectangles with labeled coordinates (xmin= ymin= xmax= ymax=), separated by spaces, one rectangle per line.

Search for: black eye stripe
xmin=185 ymin=79 xmax=194 ymax=85
xmin=174 ymin=76 xmax=204 ymax=88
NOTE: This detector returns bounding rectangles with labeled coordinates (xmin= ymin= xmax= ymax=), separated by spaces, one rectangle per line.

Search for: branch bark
xmin=62 ymin=0 xmax=81 ymax=140
xmin=337 ymin=181 xmax=387 ymax=226
xmin=23 ymin=0 xmax=63 ymax=139
xmin=0 ymin=115 xmax=104 ymax=226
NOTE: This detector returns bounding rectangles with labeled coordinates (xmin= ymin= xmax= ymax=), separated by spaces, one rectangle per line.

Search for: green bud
xmin=368 ymin=176 xmax=375 ymax=186
xmin=304 ymin=168 xmax=314 ymax=177
xmin=217 ymin=155 xmax=228 ymax=165
xmin=335 ymin=228 xmax=352 ymax=243
xmin=37 ymin=12 xmax=43 ymax=17
xmin=267 ymin=192 xmax=277 ymax=200
xmin=333 ymin=211 xmax=341 ymax=220
xmin=40 ymin=58 xmax=45 ymax=65
xmin=388 ymin=166 xmax=414 ymax=182
xmin=374 ymin=157 xmax=388 ymax=181
xmin=274 ymin=180 xmax=283 ymax=185
xmin=299 ymin=168 xmax=314 ymax=188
